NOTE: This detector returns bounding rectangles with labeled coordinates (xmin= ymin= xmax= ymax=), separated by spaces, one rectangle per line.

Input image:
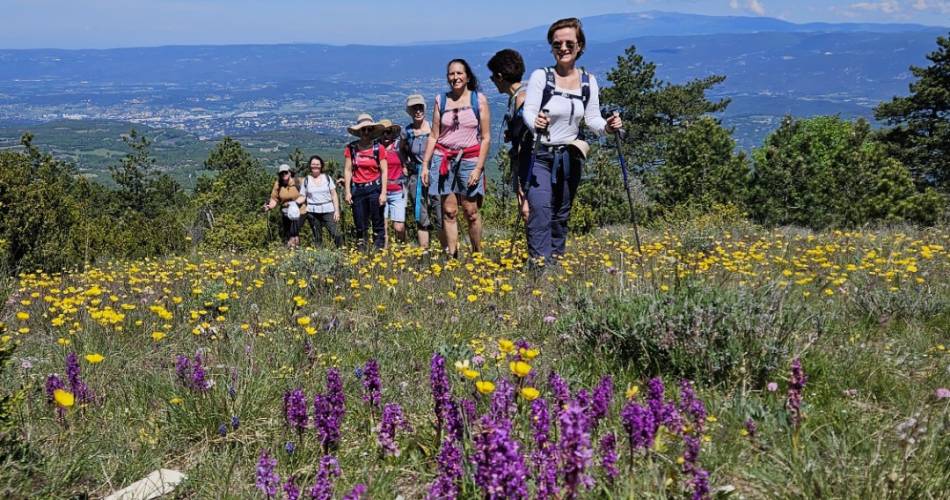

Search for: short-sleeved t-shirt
xmin=344 ymin=142 xmax=381 ymax=184
xmin=383 ymin=141 xmax=404 ymax=193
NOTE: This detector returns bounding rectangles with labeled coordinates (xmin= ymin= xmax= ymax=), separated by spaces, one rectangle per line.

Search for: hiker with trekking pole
xmin=521 ymin=17 xmax=623 ymax=265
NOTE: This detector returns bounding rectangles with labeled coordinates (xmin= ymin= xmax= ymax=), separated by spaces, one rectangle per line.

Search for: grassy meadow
xmin=1 ymin=218 xmax=948 ymax=499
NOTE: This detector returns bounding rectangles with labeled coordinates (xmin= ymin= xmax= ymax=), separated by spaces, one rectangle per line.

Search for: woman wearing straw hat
xmin=262 ymin=163 xmax=306 ymax=249
xmin=522 ymin=18 xmax=622 ymax=264
xmin=378 ymin=119 xmax=408 ymax=245
xmin=421 ymin=59 xmax=491 ymax=258
xmin=401 ymin=94 xmax=442 ymax=250
xmin=343 ymin=113 xmax=389 ymax=250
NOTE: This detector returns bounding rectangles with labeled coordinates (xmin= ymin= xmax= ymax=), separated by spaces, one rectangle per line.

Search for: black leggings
xmin=306 ymin=211 xmax=342 ymax=248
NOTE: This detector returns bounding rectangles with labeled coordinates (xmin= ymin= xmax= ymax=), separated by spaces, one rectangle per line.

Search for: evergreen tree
xmin=110 ymin=129 xmax=155 ymax=212
xmin=875 ymin=35 xmax=950 ymax=192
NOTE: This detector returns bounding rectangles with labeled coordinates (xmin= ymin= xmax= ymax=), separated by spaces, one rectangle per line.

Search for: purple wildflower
xmin=285 ymin=441 xmax=296 ymax=455
xmin=590 ymin=376 xmax=613 ymax=429
xmin=744 ymin=418 xmax=757 ymax=439
xmin=45 ymin=373 xmax=67 ymax=418
xmin=549 ymin=372 xmax=571 ymax=416
xmin=45 ymin=373 xmax=65 ymax=404
xmin=444 ymin=399 xmax=464 ymax=442
xmin=191 ymin=352 xmax=209 ymax=391
xmin=472 ymin=416 xmax=529 ymax=500
xmin=460 ymin=399 xmax=478 ymax=426
xmin=283 ymin=476 xmax=300 ymax=500
xmin=691 ymin=468 xmax=711 ymax=500
xmin=231 ymin=415 xmax=240 ymax=430
xmin=362 ymin=359 xmax=381 ymax=409
xmin=427 ymin=439 xmax=463 ymax=500
xmin=529 ymin=399 xmax=558 ymax=498
xmin=175 ymin=355 xmax=190 ymax=384
xmin=378 ymin=403 xmax=411 ymax=456
xmin=308 ymin=455 xmax=340 ymax=500
xmin=342 ymin=483 xmax=367 ymax=500
xmin=786 ymin=358 xmax=807 ymax=429
xmin=430 ymin=354 xmax=452 ymax=434
xmin=255 ymin=450 xmax=280 ymax=499
xmin=218 ymin=423 xmax=228 ymax=437
xmin=490 ymin=378 xmax=516 ymax=421
xmin=679 ymin=380 xmax=707 ymax=433
xmin=65 ymin=352 xmax=91 ymax=402
xmin=313 ymin=369 xmax=346 ymax=451
xmin=530 ymin=398 xmax=551 ymax=445
xmin=620 ymin=400 xmax=656 ymax=452
xmin=284 ymin=388 xmax=308 ymax=433
xmin=558 ymin=401 xmax=594 ymax=498
xmin=599 ymin=433 xmax=619 ymax=482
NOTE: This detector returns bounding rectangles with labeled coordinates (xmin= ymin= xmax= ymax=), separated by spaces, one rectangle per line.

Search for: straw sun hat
xmin=377 ymin=119 xmax=402 ymax=136
xmin=347 ymin=113 xmax=384 ymax=137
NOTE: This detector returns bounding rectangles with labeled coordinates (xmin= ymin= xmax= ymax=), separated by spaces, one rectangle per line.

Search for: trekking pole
xmin=609 ymin=110 xmax=644 ymax=258
xmin=509 ymin=109 xmax=549 ymax=260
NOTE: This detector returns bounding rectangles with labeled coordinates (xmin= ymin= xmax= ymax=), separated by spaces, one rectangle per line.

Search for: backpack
xmin=539 ymin=67 xmax=591 ymax=129
xmin=438 ymin=90 xmax=482 ymax=138
xmin=503 ymin=86 xmax=529 ymax=150
xmin=347 ymin=141 xmax=381 ymax=169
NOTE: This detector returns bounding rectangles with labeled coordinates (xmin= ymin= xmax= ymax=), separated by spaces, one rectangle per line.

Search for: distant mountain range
xmin=484 ymin=11 xmax=946 ymax=43
xmin=0 ymin=11 xmax=947 ymax=177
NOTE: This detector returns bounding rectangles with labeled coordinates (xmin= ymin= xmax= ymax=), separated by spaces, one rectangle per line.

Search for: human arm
xmin=327 ymin=176 xmax=340 ymax=222
xmin=420 ymin=96 xmax=440 ymax=187
xmin=343 ymin=153 xmax=353 ymax=205
xmin=378 ymin=156 xmax=388 ymax=206
xmin=522 ymin=69 xmax=548 ymax=135
xmin=263 ymin=180 xmax=279 ymax=211
xmin=469 ymin=92 xmax=492 ymax=187
xmin=584 ymin=74 xmax=610 ymax=135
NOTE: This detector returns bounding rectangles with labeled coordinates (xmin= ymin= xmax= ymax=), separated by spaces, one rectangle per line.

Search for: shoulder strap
xmin=438 ymin=93 xmax=448 ymax=118
xmin=580 ymin=67 xmax=591 ymax=110
xmin=373 ymin=143 xmax=381 ymax=164
xmin=405 ymin=125 xmax=414 ymax=142
xmin=471 ymin=90 xmax=481 ymax=138
xmin=539 ymin=67 xmax=556 ymax=112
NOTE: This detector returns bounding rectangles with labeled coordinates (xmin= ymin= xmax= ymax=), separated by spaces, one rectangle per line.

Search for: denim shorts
xmin=384 ymin=189 xmax=407 ymax=222
xmin=429 ymin=150 xmax=484 ymax=198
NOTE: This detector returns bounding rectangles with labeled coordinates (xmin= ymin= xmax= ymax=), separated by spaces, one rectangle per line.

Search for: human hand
xmin=607 ymin=112 xmax=623 ymax=134
xmin=345 ymin=192 xmax=353 ymax=205
xmin=378 ymin=192 xmax=386 ymax=207
xmin=333 ymin=211 xmax=340 ymax=223
xmin=467 ymin=169 xmax=481 ymax=188
xmin=421 ymin=167 xmax=430 ymax=187
xmin=534 ymin=111 xmax=550 ymax=132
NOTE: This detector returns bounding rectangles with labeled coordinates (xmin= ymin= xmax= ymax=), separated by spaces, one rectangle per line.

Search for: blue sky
xmin=2 ymin=0 xmax=948 ymax=49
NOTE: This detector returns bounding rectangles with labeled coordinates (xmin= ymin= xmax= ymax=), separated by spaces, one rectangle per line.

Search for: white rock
xmin=104 ymin=469 xmax=186 ymax=500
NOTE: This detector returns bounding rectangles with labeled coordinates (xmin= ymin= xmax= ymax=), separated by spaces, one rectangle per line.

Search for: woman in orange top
xmin=263 ymin=163 xmax=306 ymax=249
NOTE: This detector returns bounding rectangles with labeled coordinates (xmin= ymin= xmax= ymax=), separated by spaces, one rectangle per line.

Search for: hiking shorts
xmin=384 ymin=189 xmax=407 ymax=223
xmin=429 ymin=150 xmax=484 ymax=199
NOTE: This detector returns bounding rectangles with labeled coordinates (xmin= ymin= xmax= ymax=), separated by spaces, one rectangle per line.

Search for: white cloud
xmin=849 ymin=1 xmax=901 ymax=14
xmin=748 ymin=0 xmax=766 ymax=15
xmin=910 ymin=0 xmax=950 ymax=12
xmin=729 ymin=0 xmax=765 ymax=15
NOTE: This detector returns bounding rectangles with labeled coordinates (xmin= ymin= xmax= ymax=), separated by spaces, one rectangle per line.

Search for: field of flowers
xmin=1 ymin=221 xmax=948 ymax=498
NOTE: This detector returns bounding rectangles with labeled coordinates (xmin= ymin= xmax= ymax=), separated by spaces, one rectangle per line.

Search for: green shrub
xmin=562 ymin=283 xmax=805 ymax=385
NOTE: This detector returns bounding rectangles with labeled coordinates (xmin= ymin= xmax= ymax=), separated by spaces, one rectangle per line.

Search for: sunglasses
xmin=551 ymin=40 xmax=577 ymax=51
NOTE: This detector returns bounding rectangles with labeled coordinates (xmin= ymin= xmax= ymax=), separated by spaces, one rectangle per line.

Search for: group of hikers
xmin=263 ymin=17 xmax=623 ymax=263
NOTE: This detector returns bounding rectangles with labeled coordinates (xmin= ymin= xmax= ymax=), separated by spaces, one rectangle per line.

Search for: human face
xmin=551 ymin=27 xmax=580 ymax=66
xmin=490 ymin=72 xmax=505 ymax=94
xmin=409 ymin=104 xmax=425 ymax=122
xmin=309 ymin=159 xmax=322 ymax=174
xmin=447 ymin=62 xmax=468 ymax=93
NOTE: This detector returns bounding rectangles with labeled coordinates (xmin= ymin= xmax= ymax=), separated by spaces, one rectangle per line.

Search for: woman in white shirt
xmin=522 ymin=17 xmax=622 ymax=263
xmin=299 ymin=155 xmax=343 ymax=248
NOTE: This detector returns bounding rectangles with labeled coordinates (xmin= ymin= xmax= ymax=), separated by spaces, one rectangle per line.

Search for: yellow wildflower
xmin=53 ymin=389 xmax=75 ymax=408
xmin=84 ymin=353 xmax=105 ymax=364
xmin=475 ymin=380 xmax=495 ymax=394
xmin=520 ymin=387 xmax=540 ymax=401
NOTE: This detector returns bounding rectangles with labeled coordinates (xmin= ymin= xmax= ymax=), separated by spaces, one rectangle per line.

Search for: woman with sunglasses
xmin=522 ymin=17 xmax=622 ymax=264
xmin=401 ymin=94 xmax=442 ymax=250
xmin=421 ymin=59 xmax=491 ymax=258
xmin=343 ymin=114 xmax=388 ymax=250
xmin=262 ymin=163 xmax=306 ymax=249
